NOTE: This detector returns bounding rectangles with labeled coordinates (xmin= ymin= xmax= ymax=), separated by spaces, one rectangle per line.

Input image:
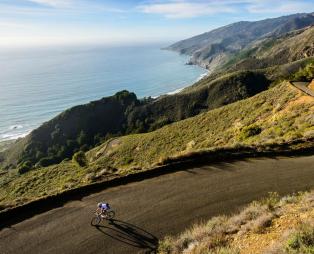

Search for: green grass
xmin=89 ymin=82 xmax=314 ymax=171
xmin=0 ymin=81 xmax=313 ymax=210
xmin=286 ymin=224 xmax=314 ymax=253
xmin=0 ymin=161 xmax=83 ymax=209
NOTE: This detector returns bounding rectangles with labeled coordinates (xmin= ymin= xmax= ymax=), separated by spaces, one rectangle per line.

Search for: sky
xmin=0 ymin=0 xmax=314 ymax=48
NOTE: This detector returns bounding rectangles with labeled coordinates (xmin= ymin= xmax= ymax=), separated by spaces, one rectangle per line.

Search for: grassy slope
xmin=223 ymin=26 xmax=314 ymax=72
xmin=90 ymin=82 xmax=314 ymax=171
xmin=1 ymin=81 xmax=312 ymax=210
xmin=158 ymin=191 xmax=314 ymax=254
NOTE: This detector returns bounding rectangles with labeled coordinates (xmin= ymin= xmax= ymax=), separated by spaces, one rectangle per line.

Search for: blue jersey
xmin=100 ymin=203 xmax=110 ymax=210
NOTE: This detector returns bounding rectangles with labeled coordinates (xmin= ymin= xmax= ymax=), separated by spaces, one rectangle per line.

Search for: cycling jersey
xmin=100 ymin=203 xmax=110 ymax=210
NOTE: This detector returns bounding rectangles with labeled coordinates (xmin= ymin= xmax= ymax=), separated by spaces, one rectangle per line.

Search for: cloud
xmin=27 ymin=0 xmax=74 ymax=8
xmin=138 ymin=0 xmax=236 ymax=18
xmin=138 ymin=1 xmax=240 ymax=18
xmin=246 ymin=0 xmax=314 ymax=14
xmin=138 ymin=0 xmax=314 ymax=19
xmin=0 ymin=0 xmax=126 ymax=15
xmin=0 ymin=21 xmax=28 ymax=29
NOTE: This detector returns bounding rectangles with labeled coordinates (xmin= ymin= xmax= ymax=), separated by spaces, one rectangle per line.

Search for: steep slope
xmin=0 ymin=71 xmax=270 ymax=169
xmin=168 ymin=12 xmax=314 ymax=72
xmin=1 ymin=81 xmax=313 ymax=210
xmin=89 ymin=82 xmax=314 ymax=170
xmin=223 ymin=26 xmax=314 ymax=71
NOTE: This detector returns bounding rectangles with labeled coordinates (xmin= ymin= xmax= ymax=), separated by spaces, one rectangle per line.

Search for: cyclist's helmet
xmin=97 ymin=202 xmax=102 ymax=208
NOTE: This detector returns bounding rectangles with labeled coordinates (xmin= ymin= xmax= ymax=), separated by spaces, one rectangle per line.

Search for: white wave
xmin=0 ymin=131 xmax=30 ymax=141
xmin=196 ymin=72 xmax=209 ymax=82
xmin=167 ymin=87 xmax=184 ymax=95
xmin=9 ymin=125 xmax=23 ymax=130
xmin=153 ymin=71 xmax=209 ymax=99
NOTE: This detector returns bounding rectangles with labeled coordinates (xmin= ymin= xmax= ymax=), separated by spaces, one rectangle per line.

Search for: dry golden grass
xmin=158 ymin=192 xmax=314 ymax=254
xmin=309 ymin=80 xmax=314 ymax=91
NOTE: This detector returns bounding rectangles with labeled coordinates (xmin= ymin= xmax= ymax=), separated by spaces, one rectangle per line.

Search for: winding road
xmin=291 ymin=81 xmax=314 ymax=97
xmin=1 ymin=155 xmax=314 ymax=254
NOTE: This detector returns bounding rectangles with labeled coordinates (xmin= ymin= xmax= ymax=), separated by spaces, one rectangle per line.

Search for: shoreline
xmin=1 ymin=48 xmax=208 ymax=144
xmin=152 ymin=69 xmax=209 ymax=99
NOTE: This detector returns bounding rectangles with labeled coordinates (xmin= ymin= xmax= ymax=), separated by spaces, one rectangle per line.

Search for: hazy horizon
xmin=1 ymin=0 xmax=314 ymax=48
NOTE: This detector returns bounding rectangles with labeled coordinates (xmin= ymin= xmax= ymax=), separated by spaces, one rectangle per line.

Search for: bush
xmin=158 ymin=237 xmax=173 ymax=254
xmin=286 ymin=224 xmax=314 ymax=253
xmin=292 ymin=62 xmax=314 ymax=82
xmin=38 ymin=156 xmax=59 ymax=167
xmin=72 ymin=151 xmax=88 ymax=167
xmin=240 ymin=125 xmax=262 ymax=140
xmin=18 ymin=161 xmax=32 ymax=174
xmin=260 ymin=192 xmax=280 ymax=211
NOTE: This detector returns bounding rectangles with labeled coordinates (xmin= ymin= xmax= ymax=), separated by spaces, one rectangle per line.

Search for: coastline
xmin=163 ymin=70 xmax=208 ymax=97
xmin=1 ymin=47 xmax=207 ymax=144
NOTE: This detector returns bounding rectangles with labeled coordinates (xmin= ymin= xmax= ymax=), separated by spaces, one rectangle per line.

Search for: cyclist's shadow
xmin=94 ymin=219 xmax=158 ymax=252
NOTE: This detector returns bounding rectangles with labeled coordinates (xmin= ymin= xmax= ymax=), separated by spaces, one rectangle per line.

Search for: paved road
xmin=291 ymin=81 xmax=314 ymax=97
xmin=1 ymin=156 xmax=314 ymax=254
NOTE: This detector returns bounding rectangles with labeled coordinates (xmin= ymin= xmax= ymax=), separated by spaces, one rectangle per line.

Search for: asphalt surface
xmin=1 ymin=155 xmax=314 ymax=254
xmin=291 ymin=81 xmax=314 ymax=97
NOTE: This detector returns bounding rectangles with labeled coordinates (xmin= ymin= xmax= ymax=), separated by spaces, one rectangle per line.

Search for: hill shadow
xmin=94 ymin=219 xmax=158 ymax=252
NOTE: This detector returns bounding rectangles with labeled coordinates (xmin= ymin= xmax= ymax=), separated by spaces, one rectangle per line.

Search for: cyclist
xmin=97 ymin=202 xmax=110 ymax=217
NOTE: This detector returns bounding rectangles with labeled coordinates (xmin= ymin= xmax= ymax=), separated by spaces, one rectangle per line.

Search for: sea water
xmin=0 ymin=44 xmax=206 ymax=142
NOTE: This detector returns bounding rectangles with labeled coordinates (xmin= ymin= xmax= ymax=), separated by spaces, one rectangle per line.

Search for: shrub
xmin=72 ymin=151 xmax=88 ymax=167
xmin=260 ymin=192 xmax=280 ymax=211
xmin=247 ymin=213 xmax=274 ymax=233
xmin=239 ymin=125 xmax=262 ymax=140
xmin=17 ymin=161 xmax=32 ymax=174
xmin=158 ymin=236 xmax=173 ymax=254
xmin=38 ymin=156 xmax=59 ymax=167
xmin=292 ymin=62 xmax=314 ymax=82
xmin=285 ymin=224 xmax=314 ymax=253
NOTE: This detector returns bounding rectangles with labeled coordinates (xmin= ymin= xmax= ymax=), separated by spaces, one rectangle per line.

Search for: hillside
xmin=158 ymin=191 xmax=314 ymax=254
xmin=223 ymin=26 xmax=314 ymax=72
xmin=88 ymin=81 xmax=314 ymax=171
xmin=1 ymin=80 xmax=313 ymax=210
xmin=167 ymin=13 xmax=314 ymax=72
xmin=0 ymin=70 xmax=271 ymax=170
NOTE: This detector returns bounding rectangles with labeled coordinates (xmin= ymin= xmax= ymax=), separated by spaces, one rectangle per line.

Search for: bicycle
xmin=90 ymin=209 xmax=115 ymax=226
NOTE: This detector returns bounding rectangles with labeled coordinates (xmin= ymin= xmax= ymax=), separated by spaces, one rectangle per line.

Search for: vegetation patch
xmin=72 ymin=151 xmax=88 ymax=167
xmin=285 ymin=224 xmax=314 ymax=253
xmin=158 ymin=191 xmax=314 ymax=254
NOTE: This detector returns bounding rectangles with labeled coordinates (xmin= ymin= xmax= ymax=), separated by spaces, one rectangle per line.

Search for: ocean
xmin=0 ymin=44 xmax=206 ymax=142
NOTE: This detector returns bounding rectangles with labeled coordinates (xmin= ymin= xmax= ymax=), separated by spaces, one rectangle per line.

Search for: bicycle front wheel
xmin=91 ymin=216 xmax=101 ymax=226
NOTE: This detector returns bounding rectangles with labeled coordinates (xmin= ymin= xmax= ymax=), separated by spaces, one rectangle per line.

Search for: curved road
xmin=1 ymin=155 xmax=314 ymax=254
xmin=291 ymin=81 xmax=314 ymax=97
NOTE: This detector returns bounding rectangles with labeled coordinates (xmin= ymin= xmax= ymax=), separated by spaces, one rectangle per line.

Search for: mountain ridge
xmin=167 ymin=12 xmax=314 ymax=72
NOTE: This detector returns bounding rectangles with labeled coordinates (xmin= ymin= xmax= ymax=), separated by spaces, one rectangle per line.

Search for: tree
xmin=18 ymin=161 xmax=32 ymax=174
xmin=72 ymin=151 xmax=88 ymax=167
xmin=77 ymin=130 xmax=87 ymax=146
